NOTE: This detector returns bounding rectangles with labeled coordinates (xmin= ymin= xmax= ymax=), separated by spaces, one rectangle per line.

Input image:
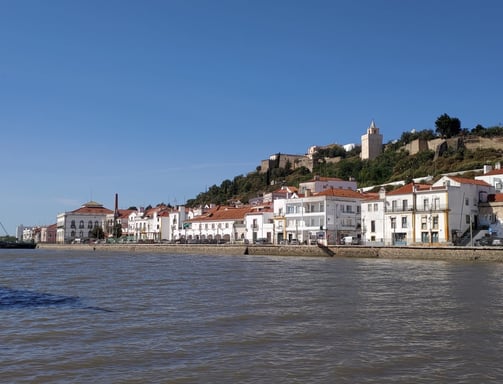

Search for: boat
xmin=0 ymin=241 xmax=37 ymax=249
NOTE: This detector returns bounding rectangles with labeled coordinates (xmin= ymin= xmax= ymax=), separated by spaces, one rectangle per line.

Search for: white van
xmin=342 ymin=236 xmax=358 ymax=245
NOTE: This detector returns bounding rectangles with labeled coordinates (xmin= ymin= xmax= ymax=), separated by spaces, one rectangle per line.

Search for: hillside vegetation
xmin=186 ymin=121 xmax=503 ymax=207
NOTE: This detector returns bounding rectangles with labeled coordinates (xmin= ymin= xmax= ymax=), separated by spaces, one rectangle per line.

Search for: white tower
xmin=361 ymin=120 xmax=383 ymax=160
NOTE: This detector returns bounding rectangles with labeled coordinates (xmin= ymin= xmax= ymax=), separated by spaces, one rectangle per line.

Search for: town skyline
xmin=2 ymin=1 xmax=502 ymax=235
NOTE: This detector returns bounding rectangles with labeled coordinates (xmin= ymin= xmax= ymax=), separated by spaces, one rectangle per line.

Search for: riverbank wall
xmin=36 ymin=243 xmax=503 ymax=262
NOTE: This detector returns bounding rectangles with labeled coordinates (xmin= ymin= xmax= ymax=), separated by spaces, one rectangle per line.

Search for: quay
xmin=36 ymin=243 xmax=503 ymax=262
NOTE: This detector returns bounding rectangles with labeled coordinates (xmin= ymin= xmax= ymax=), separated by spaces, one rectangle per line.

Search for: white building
xmin=181 ymin=205 xmax=261 ymax=243
xmin=273 ymin=186 xmax=365 ymax=245
xmin=362 ymin=176 xmax=494 ymax=246
xmin=361 ymin=188 xmax=386 ymax=246
xmin=475 ymin=163 xmax=503 ymax=192
xmin=128 ymin=206 xmax=171 ymax=242
xmin=56 ymin=201 xmax=113 ymax=243
xmin=298 ymin=176 xmax=357 ymax=194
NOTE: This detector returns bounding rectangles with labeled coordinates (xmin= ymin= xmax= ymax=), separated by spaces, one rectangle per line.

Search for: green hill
xmin=186 ymin=124 xmax=503 ymax=207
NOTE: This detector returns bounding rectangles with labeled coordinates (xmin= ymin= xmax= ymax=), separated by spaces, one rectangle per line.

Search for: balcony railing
xmin=385 ymin=205 xmax=448 ymax=213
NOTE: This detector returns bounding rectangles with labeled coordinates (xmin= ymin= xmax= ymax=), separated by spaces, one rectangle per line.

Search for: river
xmin=1 ymin=249 xmax=502 ymax=383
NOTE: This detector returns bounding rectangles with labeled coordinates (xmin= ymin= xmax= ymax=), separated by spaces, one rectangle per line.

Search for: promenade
xmin=37 ymin=243 xmax=503 ymax=262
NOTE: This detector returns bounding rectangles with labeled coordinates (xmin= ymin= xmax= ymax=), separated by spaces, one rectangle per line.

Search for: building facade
xmin=56 ymin=201 xmax=113 ymax=243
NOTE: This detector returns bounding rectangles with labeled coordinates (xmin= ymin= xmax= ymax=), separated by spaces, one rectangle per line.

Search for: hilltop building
xmin=361 ymin=120 xmax=383 ymax=160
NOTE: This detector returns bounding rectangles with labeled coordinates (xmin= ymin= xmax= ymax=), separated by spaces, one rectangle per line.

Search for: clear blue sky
xmin=1 ymin=0 xmax=502 ymax=235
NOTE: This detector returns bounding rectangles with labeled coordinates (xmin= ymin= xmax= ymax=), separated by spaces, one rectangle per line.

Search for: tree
xmin=435 ymin=113 xmax=461 ymax=138
xmin=90 ymin=226 xmax=105 ymax=240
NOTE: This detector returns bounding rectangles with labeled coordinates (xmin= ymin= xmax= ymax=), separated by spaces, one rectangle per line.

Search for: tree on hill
xmin=435 ymin=113 xmax=461 ymax=138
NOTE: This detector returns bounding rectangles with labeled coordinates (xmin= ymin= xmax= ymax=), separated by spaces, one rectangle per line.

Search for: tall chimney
xmin=114 ymin=193 xmax=119 ymax=219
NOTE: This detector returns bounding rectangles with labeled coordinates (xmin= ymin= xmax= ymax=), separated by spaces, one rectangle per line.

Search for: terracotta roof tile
xmin=387 ymin=183 xmax=431 ymax=196
xmin=483 ymin=169 xmax=503 ymax=176
xmin=71 ymin=202 xmax=113 ymax=215
xmin=448 ymin=176 xmax=491 ymax=186
xmin=315 ymin=188 xmax=365 ymax=199
xmin=189 ymin=206 xmax=264 ymax=222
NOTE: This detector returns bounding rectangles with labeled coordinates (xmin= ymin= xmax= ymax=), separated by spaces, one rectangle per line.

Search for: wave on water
xmin=0 ymin=286 xmax=112 ymax=312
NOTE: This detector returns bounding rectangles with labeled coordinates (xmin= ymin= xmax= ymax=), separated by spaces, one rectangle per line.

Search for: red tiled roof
xmin=387 ymin=183 xmax=432 ymax=196
xmin=448 ymin=176 xmax=491 ymax=186
xmin=315 ymin=188 xmax=365 ymax=199
xmin=71 ymin=201 xmax=113 ymax=215
xmin=117 ymin=209 xmax=135 ymax=218
xmin=361 ymin=192 xmax=380 ymax=200
xmin=483 ymin=169 xmax=503 ymax=176
xmin=272 ymin=186 xmax=298 ymax=194
xmin=189 ymin=206 xmax=262 ymax=222
xmin=489 ymin=193 xmax=503 ymax=202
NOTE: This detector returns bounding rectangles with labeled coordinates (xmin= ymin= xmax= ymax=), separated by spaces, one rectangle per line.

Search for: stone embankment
xmin=37 ymin=243 xmax=503 ymax=262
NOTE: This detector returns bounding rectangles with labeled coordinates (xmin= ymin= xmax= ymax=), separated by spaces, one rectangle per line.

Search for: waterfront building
xmin=478 ymin=193 xmax=503 ymax=237
xmin=166 ymin=206 xmax=189 ymax=242
xmin=360 ymin=188 xmax=386 ymax=246
xmin=56 ymin=201 xmax=113 ymax=243
xmin=106 ymin=209 xmax=135 ymax=240
xmin=128 ymin=205 xmax=171 ymax=242
xmin=181 ymin=205 xmax=264 ymax=243
xmin=369 ymin=176 xmax=494 ymax=246
xmin=40 ymin=224 xmax=57 ymax=244
xmin=273 ymin=186 xmax=365 ymax=245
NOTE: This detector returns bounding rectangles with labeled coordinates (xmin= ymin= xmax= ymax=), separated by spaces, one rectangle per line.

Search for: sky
xmin=1 ymin=0 xmax=502 ymax=235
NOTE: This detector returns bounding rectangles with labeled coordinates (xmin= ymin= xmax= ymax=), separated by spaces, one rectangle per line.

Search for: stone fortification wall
xmin=37 ymin=244 xmax=503 ymax=262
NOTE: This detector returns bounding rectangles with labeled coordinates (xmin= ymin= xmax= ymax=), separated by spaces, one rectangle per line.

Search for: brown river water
xmin=1 ymin=249 xmax=502 ymax=383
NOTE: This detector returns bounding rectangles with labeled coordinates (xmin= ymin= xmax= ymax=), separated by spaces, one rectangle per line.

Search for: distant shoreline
xmin=35 ymin=243 xmax=503 ymax=262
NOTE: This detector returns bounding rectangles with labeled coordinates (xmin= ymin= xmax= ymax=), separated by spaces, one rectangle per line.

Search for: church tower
xmin=361 ymin=120 xmax=383 ymax=160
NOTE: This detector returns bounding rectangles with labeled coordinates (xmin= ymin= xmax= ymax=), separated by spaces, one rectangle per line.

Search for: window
xmin=79 ymin=220 xmax=84 ymax=229
xmin=71 ymin=220 xmax=76 ymax=229
xmin=433 ymin=198 xmax=440 ymax=210
xmin=465 ymin=198 xmax=469 ymax=206
xmin=401 ymin=217 xmax=407 ymax=228
xmin=466 ymin=215 xmax=471 ymax=224
xmin=421 ymin=232 xmax=429 ymax=243
xmin=402 ymin=200 xmax=408 ymax=211
xmin=88 ymin=220 xmax=93 ymax=228
xmin=94 ymin=221 xmax=99 ymax=228
xmin=392 ymin=200 xmax=397 ymax=212
xmin=432 ymin=216 xmax=439 ymax=229
xmin=374 ymin=203 xmax=378 ymax=211
xmin=423 ymin=199 xmax=429 ymax=210
xmin=371 ymin=220 xmax=376 ymax=232
xmin=431 ymin=232 xmax=439 ymax=242
xmin=390 ymin=217 xmax=396 ymax=229
xmin=421 ymin=216 xmax=427 ymax=230
xmin=368 ymin=204 xmax=372 ymax=212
